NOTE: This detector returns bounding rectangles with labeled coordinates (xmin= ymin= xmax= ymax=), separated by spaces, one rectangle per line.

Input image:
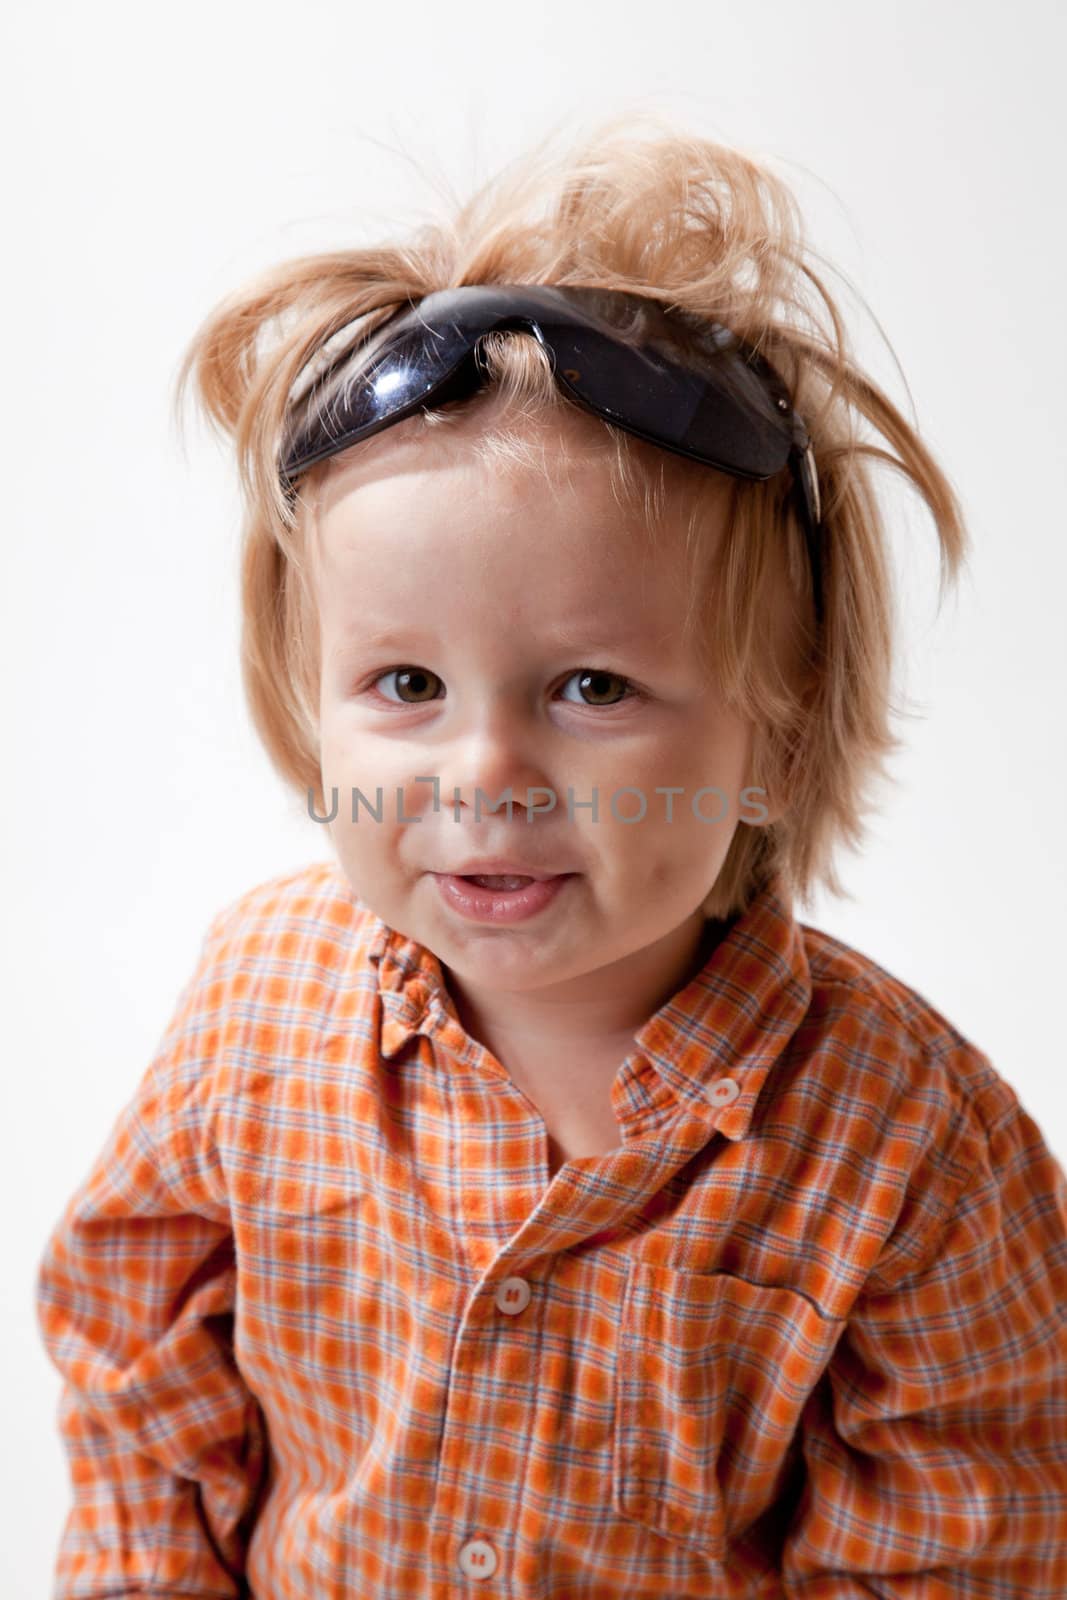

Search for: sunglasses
xmin=278 ymin=283 xmax=824 ymax=624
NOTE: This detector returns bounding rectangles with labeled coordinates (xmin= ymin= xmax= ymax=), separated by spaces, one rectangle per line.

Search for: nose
xmin=442 ymin=708 xmax=555 ymax=821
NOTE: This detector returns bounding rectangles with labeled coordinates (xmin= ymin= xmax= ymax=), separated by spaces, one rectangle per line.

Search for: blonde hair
xmin=172 ymin=111 xmax=968 ymax=921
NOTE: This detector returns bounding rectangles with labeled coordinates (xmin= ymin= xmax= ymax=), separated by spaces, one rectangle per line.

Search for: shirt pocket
xmin=612 ymin=1260 xmax=846 ymax=1555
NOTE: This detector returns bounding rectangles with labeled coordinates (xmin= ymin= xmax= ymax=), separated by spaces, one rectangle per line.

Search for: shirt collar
xmin=366 ymin=872 xmax=811 ymax=1143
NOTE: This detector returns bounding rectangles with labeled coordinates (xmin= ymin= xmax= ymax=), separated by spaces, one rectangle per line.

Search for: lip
xmin=442 ymin=858 xmax=573 ymax=881
xmin=433 ymin=871 xmax=576 ymax=925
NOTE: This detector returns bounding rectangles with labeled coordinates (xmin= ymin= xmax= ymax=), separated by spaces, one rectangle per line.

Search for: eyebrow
xmin=329 ymin=619 xmax=661 ymax=662
xmin=328 ymin=627 xmax=433 ymax=663
xmin=541 ymin=622 xmax=656 ymax=650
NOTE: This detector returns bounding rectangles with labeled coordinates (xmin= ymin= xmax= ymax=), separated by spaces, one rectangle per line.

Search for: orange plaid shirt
xmin=36 ymin=857 xmax=1067 ymax=1598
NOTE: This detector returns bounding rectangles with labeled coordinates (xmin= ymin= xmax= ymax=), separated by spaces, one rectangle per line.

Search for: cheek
xmin=691 ymin=718 xmax=753 ymax=800
xmin=616 ymin=717 xmax=751 ymax=798
xmin=618 ymin=821 xmax=732 ymax=909
xmin=606 ymin=731 xmax=750 ymax=882
xmin=318 ymin=740 xmax=356 ymax=806
xmin=317 ymin=719 xmax=392 ymax=786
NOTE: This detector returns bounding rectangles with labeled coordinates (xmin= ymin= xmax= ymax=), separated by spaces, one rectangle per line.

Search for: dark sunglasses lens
xmin=280 ymin=288 xmax=795 ymax=487
xmin=281 ymin=315 xmax=474 ymax=481
xmin=550 ymin=324 xmax=791 ymax=478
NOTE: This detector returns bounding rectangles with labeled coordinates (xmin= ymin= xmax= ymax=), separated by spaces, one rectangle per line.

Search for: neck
xmin=442 ymin=911 xmax=728 ymax=1062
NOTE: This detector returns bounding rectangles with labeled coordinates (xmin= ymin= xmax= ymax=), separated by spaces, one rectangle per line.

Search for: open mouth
xmin=458 ymin=874 xmax=536 ymax=890
xmin=434 ymin=871 xmax=576 ymax=923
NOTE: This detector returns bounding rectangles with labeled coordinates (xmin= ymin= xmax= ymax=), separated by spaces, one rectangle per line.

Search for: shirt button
xmin=494 ymin=1276 xmax=531 ymax=1315
xmin=459 ymin=1537 xmax=499 ymax=1579
xmin=707 ymin=1076 xmax=740 ymax=1107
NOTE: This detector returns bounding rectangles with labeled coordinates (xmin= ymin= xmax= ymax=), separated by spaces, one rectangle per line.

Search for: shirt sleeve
xmin=780 ymin=1087 xmax=1067 ymax=1599
xmin=35 ymin=903 xmax=269 ymax=1599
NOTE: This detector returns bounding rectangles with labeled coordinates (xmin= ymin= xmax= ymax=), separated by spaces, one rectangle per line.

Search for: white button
xmin=707 ymin=1076 xmax=740 ymax=1106
xmin=494 ymin=1275 xmax=531 ymax=1315
xmin=459 ymin=1537 xmax=499 ymax=1579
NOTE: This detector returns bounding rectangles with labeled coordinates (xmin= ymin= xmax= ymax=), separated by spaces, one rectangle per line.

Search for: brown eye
xmin=376 ymin=667 xmax=443 ymax=704
xmin=559 ymin=669 xmax=632 ymax=707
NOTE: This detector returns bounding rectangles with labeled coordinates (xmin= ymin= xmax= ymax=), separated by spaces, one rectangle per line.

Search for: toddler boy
xmin=37 ymin=132 xmax=1067 ymax=1599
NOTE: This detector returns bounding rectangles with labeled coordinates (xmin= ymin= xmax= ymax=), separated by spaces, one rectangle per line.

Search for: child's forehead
xmin=311 ymin=450 xmax=706 ymax=659
xmin=309 ymin=405 xmax=728 ymax=573
xmin=313 ymin=464 xmax=696 ymax=619
xmin=315 ymin=406 xmax=624 ymax=508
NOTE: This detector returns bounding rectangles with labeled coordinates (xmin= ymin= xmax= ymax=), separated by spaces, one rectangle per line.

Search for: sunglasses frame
xmin=279 ymin=283 xmax=824 ymax=624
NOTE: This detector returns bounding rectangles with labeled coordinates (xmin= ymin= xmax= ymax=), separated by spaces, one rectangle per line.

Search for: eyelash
xmin=364 ymin=665 xmax=644 ymax=711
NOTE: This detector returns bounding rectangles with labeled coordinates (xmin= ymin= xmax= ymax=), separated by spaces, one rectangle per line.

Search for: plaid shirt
xmin=36 ymin=857 xmax=1067 ymax=1598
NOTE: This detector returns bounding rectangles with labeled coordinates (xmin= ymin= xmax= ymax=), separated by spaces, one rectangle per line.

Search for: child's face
xmin=312 ymin=407 xmax=763 ymax=1005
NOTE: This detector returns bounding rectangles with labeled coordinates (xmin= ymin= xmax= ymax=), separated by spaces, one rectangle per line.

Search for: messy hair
xmin=172 ymin=111 xmax=967 ymax=921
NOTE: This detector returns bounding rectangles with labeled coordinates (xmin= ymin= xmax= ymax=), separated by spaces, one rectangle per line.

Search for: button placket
xmin=450 ymin=1277 xmax=532 ymax=1580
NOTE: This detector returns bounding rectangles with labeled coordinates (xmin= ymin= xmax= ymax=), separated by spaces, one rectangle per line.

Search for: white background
xmin=6 ymin=0 xmax=1065 ymax=1591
